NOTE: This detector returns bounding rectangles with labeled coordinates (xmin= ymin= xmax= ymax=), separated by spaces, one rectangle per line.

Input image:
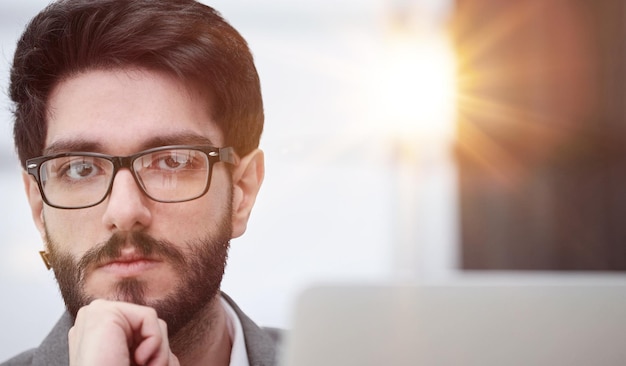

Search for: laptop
xmin=280 ymin=275 xmax=626 ymax=366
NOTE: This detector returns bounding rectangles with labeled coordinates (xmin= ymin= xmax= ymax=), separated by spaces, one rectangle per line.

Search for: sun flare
xmin=367 ymin=28 xmax=458 ymax=144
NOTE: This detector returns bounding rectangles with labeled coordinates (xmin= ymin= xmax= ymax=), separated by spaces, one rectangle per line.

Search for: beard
xmin=44 ymin=212 xmax=232 ymax=340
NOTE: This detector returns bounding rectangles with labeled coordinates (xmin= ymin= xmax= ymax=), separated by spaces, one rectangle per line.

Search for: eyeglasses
xmin=26 ymin=145 xmax=239 ymax=209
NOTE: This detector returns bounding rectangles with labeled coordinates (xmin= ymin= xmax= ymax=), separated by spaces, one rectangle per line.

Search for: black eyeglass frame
xmin=26 ymin=145 xmax=240 ymax=209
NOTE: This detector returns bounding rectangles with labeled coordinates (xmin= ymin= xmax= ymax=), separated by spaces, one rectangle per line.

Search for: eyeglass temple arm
xmin=219 ymin=147 xmax=240 ymax=166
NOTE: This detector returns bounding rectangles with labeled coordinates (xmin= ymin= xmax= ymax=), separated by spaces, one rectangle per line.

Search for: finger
xmin=69 ymin=301 xmax=136 ymax=365
xmin=169 ymin=351 xmax=180 ymax=366
xmin=69 ymin=300 xmax=171 ymax=366
xmin=134 ymin=319 xmax=170 ymax=366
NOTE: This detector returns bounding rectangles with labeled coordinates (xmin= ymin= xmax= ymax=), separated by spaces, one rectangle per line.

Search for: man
xmin=3 ymin=0 xmax=278 ymax=365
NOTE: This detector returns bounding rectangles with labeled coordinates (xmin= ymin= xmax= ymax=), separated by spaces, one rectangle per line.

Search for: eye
xmin=57 ymin=157 xmax=102 ymax=180
xmin=150 ymin=150 xmax=200 ymax=171
xmin=135 ymin=149 xmax=209 ymax=176
xmin=159 ymin=153 xmax=190 ymax=170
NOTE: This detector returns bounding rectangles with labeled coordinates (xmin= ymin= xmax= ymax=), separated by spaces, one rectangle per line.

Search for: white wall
xmin=0 ymin=0 xmax=457 ymax=360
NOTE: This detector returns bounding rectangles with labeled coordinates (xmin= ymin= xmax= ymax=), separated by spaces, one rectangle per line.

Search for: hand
xmin=68 ymin=299 xmax=180 ymax=366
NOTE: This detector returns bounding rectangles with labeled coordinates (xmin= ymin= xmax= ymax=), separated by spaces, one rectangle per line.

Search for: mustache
xmin=77 ymin=231 xmax=186 ymax=273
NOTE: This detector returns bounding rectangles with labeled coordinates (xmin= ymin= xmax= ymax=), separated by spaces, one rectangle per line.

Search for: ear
xmin=22 ymin=171 xmax=47 ymax=244
xmin=231 ymin=149 xmax=264 ymax=238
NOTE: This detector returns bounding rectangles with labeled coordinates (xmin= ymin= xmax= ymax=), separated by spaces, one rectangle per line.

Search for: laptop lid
xmin=281 ymin=277 xmax=626 ymax=366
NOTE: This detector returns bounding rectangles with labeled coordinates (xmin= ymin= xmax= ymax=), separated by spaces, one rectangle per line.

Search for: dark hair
xmin=10 ymin=0 xmax=263 ymax=168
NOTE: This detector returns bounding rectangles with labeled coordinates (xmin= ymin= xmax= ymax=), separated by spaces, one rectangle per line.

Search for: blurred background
xmin=1 ymin=0 xmax=625 ymax=360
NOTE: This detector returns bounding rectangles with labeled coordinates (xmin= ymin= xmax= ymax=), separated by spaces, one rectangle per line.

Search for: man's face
xmin=25 ymin=68 xmax=237 ymax=335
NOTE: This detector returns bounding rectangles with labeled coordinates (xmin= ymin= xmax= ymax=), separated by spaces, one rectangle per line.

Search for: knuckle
xmin=145 ymin=306 xmax=158 ymax=319
xmin=89 ymin=298 xmax=107 ymax=307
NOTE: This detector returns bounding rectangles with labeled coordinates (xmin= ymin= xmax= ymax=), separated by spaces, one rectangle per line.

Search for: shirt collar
xmin=221 ymin=296 xmax=250 ymax=366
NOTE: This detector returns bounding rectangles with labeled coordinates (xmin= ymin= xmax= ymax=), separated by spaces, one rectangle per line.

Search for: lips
xmin=99 ymin=252 xmax=151 ymax=266
xmin=77 ymin=232 xmax=185 ymax=279
xmin=98 ymin=254 xmax=161 ymax=277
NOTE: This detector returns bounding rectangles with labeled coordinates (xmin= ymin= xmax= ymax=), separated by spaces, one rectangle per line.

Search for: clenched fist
xmin=69 ymin=300 xmax=180 ymax=366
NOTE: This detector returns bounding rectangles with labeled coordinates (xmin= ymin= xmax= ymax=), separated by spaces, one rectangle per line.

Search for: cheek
xmin=155 ymin=189 xmax=232 ymax=235
xmin=43 ymin=208 xmax=102 ymax=253
xmin=157 ymin=199 xmax=228 ymax=230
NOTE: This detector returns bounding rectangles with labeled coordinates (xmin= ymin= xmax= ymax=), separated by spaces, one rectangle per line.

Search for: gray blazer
xmin=1 ymin=293 xmax=281 ymax=366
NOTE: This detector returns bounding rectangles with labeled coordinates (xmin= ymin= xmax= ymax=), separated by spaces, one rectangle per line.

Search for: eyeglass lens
xmin=39 ymin=148 xmax=211 ymax=208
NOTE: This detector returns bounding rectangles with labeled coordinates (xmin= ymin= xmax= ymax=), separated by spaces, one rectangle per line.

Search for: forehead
xmin=45 ymin=68 xmax=221 ymax=155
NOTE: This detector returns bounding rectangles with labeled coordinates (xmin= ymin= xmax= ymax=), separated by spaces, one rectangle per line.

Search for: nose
xmin=101 ymin=168 xmax=152 ymax=232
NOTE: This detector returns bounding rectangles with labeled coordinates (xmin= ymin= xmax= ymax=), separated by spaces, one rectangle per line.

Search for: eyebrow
xmin=43 ymin=140 xmax=103 ymax=155
xmin=43 ymin=132 xmax=219 ymax=156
